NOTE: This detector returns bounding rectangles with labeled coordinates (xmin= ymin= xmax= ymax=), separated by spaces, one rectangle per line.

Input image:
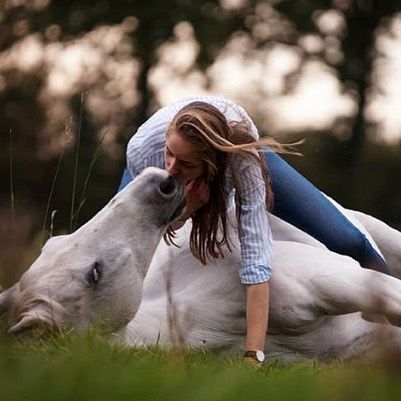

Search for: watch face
xmin=256 ymin=350 xmax=265 ymax=362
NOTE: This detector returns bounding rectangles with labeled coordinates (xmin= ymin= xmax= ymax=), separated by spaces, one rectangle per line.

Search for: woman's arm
xmin=233 ymin=158 xmax=272 ymax=361
xmin=245 ymin=282 xmax=270 ymax=353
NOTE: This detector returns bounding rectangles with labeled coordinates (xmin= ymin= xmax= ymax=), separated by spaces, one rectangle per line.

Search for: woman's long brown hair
xmin=164 ymin=101 xmax=298 ymax=265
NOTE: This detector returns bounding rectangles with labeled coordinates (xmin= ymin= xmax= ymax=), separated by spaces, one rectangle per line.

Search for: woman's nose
xmin=167 ymin=159 xmax=179 ymax=175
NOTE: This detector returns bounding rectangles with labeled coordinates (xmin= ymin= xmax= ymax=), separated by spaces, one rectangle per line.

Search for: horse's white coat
xmin=123 ymin=210 xmax=401 ymax=361
xmin=1 ymin=167 xmax=401 ymax=362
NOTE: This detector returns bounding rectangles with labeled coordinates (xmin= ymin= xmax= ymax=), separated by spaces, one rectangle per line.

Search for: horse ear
xmin=8 ymin=297 xmax=66 ymax=335
xmin=8 ymin=313 xmax=49 ymax=335
xmin=0 ymin=284 xmax=18 ymax=315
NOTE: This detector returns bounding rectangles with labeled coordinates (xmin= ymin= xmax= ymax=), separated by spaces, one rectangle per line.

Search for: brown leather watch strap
xmin=243 ymin=350 xmax=265 ymax=363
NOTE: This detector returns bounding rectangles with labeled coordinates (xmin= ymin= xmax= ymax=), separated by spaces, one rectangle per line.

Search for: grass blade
xmin=9 ymin=129 xmax=16 ymax=255
xmin=40 ymin=148 xmax=65 ymax=247
xmin=71 ymin=129 xmax=108 ymax=229
xmin=70 ymin=90 xmax=85 ymax=232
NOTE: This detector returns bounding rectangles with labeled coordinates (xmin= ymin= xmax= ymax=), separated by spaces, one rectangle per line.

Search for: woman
xmin=119 ymin=95 xmax=388 ymax=364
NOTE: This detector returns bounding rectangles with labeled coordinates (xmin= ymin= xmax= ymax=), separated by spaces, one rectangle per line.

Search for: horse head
xmin=0 ymin=167 xmax=185 ymax=335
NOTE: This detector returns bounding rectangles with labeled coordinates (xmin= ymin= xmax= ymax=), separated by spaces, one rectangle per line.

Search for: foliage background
xmin=1 ymin=0 xmax=401 ymax=285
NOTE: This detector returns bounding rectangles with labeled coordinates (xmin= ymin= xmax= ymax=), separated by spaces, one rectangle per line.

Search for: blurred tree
xmin=256 ymin=0 xmax=401 ymax=204
xmin=1 ymin=0 xmax=253 ymax=125
xmin=0 ymin=0 xmax=253 ymax=233
xmin=1 ymin=0 xmax=401 ymax=236
xmin=1 ymin=0 xmax=401 ymax=286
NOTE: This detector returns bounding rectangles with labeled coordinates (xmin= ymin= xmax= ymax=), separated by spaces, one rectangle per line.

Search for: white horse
xmin=1 ymin=167 xmax=401 ymax=362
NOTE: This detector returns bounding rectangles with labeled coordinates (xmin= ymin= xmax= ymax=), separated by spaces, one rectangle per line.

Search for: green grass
xmin=1 ymin=322 xmax=401 ymax=401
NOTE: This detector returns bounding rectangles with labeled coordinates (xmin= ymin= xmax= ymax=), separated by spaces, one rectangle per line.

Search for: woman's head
xmin=165 ymin=102 xmax=232 ymax=185
xmin=164 ymin=129 xmax=205 ymax=184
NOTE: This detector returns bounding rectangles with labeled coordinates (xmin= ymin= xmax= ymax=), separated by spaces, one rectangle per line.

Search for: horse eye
xmin=87 ymin=261 xmax=102 ymax=286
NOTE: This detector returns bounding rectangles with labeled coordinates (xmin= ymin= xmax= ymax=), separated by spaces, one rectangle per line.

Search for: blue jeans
xmin=118 ymin=151 xmax=389 ymax=274
xmin=118 ymin=168 xmax=135 ymax=192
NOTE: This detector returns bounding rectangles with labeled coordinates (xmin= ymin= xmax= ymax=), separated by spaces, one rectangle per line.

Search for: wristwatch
xmin=244 ymin=350 xmax=265 ymax=363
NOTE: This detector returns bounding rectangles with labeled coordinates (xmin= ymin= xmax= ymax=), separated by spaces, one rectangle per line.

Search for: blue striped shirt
xmin=126 ymin=95 xmax=273 ymax=284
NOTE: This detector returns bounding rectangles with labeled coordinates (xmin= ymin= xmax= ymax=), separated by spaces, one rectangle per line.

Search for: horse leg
xmin=304 ymin=260 xmax=401 ymax=326
xmin=270 ymin=241 xmax=401 ymax=330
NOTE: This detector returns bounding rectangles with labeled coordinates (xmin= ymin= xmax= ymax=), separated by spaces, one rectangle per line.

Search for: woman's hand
xmin=184 ymin=177 xmax=210 ymax=216
xmin=169 ymin=177 xmax=210 ymax=230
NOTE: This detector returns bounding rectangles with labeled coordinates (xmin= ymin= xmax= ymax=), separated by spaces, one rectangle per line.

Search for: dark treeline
xmin=1 ymin=0 xmax=401 ymax=282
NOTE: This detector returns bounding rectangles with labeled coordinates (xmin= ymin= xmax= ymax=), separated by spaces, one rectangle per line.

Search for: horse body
xmin=1 ymin=167 xmax=401 ymax=362
xmin=121 ymin=210 xmax=401 ymax=361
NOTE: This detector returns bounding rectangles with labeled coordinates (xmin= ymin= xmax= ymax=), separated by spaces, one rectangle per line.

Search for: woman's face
xmin=165 ymin=130 xmax=205 ymax=184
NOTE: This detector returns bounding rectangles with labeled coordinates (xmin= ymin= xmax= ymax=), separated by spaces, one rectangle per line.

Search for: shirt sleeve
xmin=126 ymin=108 xmax=172 ymax=176
xmin=234 ymin=156 xmax=273 ymax=285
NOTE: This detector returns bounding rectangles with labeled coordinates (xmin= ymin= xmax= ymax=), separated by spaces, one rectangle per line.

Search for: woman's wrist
xmin=243 ymin=350 xmax=265 ymax=364
xmin=181 ymin=205 xmax=197 ymax=221
xmin=177 ymin=216 xmax=188 ymax=224
xmin=170 ymin=217 xmax=186 ymax=230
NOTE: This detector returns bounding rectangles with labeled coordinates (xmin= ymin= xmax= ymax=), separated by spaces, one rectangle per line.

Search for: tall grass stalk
xmin=40 ymin=119 xmax=73 ymax=246
xmin=49 ymin=210 xmax=57 ymax=238
xmin=9 ymin=129 xmax=16 ymax=255
xmin=41 ymin=102 xmax=107 ymax=241
xmin=71 ymin=129 xmax=108 ymax=230
xmin=165 ymin=253 xmax=193 ymax=352
xmin=40 ymin=147 xmax=65 ymax=247
xmin=69 ymin=90 xmax=85 ymax=232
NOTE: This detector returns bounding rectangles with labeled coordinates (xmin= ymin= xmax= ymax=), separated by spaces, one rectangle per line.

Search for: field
xmin=2 ymin=141 xmax=401 ymax=401
xmin=1 ymin=325 xmax=401 ymax=401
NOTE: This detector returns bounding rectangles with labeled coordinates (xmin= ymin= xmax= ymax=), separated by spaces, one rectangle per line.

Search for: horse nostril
xmin=159 ymin=175 xmax=176 ymax=195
